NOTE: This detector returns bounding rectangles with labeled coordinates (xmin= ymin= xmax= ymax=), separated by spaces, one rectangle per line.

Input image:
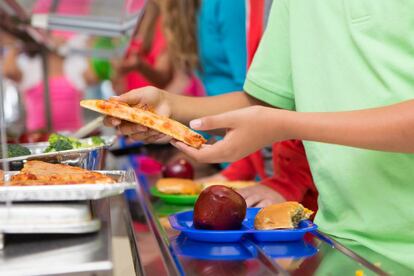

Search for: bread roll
xmin=156 ymin=178 xmax=201 ymax=195
xmin=254 ymin=202 xmax=313 ymax=230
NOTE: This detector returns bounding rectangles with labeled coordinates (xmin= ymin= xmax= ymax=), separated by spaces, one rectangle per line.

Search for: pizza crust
xmin=80 ymin=99 xmax=206 ymax=148
xmin=8 ymin=161 xmax=115 ymax=186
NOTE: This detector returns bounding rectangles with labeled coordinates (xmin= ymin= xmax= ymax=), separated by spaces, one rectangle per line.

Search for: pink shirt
xmin=125 ymin=18 xmax=205 ymax=97
xmin=25 ymin=76 xmax=83 ymax=132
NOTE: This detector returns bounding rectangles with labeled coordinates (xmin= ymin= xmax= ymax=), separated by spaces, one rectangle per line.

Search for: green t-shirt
xmin=244 ymin=0 xmax=414 ymax=270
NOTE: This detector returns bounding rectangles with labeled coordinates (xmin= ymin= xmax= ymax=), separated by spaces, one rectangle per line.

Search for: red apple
xmin=193 ymin=185 xmax=247 ymax=230
xmin=163 ymin=158 xmax=194 ymax=179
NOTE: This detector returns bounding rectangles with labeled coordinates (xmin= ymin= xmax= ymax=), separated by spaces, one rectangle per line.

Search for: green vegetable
xmin=52 ymin=139 xmax=74 ymax=151
xmin=44 ymin=133 xmax=81 ymax=153
xmin=91 ymin=136 xmax=105 ymax=146
xmin=0 ymin=144 xmax=31 ymax=158
xmin=43 ymin=133 xmax=105 ymax=153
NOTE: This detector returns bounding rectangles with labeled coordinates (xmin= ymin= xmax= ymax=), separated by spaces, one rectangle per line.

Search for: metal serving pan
xmin=0 ymin=136 xmax=116 ymax=170
xmin=0 ymin=170 xmax=136 ymax=202
xmin=0 ymin=203 xmax=100 ymax=234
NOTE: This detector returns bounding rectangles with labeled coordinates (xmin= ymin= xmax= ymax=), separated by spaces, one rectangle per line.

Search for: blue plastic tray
xmin=257 ymin=240 xmax=318 ymax=258
xmin=170 ymin=234 xmax=257 ymax=260
xmin=169 ymin=208 xmax=317 ymax=243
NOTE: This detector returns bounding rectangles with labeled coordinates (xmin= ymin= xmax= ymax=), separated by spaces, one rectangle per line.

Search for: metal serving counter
xmin=0 ymin=195 xmax=141 ymax=276
xmin=0 ymin=177 xmax=412 ymax=275
xmin=132 ymin=179 xmax=414 ymax=276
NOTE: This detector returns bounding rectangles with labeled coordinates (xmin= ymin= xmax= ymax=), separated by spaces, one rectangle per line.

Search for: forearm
xmin=167 ymin=92 xmax=265 ymax=124
xmin=136 ymin=60 xmax=173 ymax=88
xmin=275 ymin=100 xmax=414 ymax=153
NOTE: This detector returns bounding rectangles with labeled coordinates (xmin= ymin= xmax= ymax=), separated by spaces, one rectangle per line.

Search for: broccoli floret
xmin=0 ymin=144 xmax=31 ymax=158
xmin=68 ymin=137 xmax=82 ymax=148
xmin=53 ymin=139 xmax=74 ymax=151
xmin=47 ymin=133 xmax=64 ymax=146
xmin=43 ymin=145 xmax=55 ymax=153
xmin=91 ymin=136 xmax=105 ymax=146
xmin=44 ymin=133 xmax=80 ymax=153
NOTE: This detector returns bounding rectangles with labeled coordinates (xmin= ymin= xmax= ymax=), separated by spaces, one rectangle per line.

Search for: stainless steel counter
xmin=0 ymin=196 xmax=141 ymax=276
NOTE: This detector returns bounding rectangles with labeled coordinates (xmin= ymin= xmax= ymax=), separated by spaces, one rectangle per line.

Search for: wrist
xmin=261 ymin=107 xmax=296 ymax=141
xmin=162 ymin=89 xmax=175 ymax=118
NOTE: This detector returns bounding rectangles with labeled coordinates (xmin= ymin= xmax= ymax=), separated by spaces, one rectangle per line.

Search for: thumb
xmin=116 ymin=86 xmax=157 ymax=105
xmin=189 ymin=112 xmax=234 ymax=131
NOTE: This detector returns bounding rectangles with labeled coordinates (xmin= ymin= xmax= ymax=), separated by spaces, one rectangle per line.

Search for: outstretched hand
xmin=171 ymin=106 xmax=288 ymax=163
xmin=103 ymin=86 xmax=172 ymax=143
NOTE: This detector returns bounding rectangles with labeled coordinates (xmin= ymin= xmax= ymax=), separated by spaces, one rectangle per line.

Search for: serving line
xmin=134 ymin=177 xmax=393 ymax=275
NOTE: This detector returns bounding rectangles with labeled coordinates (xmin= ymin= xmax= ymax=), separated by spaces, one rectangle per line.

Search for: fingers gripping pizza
xmin=80 ymin=99 xmax=206 ymax=148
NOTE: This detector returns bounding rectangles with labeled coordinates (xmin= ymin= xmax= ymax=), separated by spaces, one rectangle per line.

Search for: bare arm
xmin=166 ymin=91 xmax=265 ymax=124
xmin=172 ymin=100 xmax=414 ymax=163
xmin=282 ymin=99 xmax=414 ymax=153
xmin=119 ymin=51 xmax=173 ymax=89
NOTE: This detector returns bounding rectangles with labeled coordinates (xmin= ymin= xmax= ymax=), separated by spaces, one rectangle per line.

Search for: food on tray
xmin=156 ymin=178 xmax=201 ymax=195
xmin=0 ymin=170 xmax=3 ymax=184
xmin=201 ymin=181 xmax=256 ymax=190
xmin=0 ymin=144 xmax=31 ymax=158
xmin=193 ymin=185 xmax=247 ymax=230
xmin=8 ymin=161 xmax=115 ymax=186
xmin=80 ymin=99 xmax=206 ymax=148
xmin=254 ymin=202 xmax=313 ymax=230
xmin=163 ymin=158 xmax=194 ymax=179
xmin=44 ymin=133 xmax=105 ymax=153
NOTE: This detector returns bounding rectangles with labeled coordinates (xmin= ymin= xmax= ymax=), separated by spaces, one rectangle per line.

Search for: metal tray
xmin=0 ymin=203 xmax=100 ymax=234
xmin=0 ymin=136 xmax=116 ymax=170
xmin=0 ymin=170 xmax=136 ymax=202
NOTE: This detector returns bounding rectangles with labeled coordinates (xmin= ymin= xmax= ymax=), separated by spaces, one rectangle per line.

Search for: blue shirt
xmin=197 ymin=0 xmax=247 ymax=96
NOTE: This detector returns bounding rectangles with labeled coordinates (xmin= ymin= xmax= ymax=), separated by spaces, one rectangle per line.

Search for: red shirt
xmin=222 ymin=0 xmax=318 ymax=211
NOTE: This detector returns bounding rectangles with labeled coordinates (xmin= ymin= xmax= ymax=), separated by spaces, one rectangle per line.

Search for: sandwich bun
xmin=254 ymin=202 xmax=313 ymax=230
xmin=156 ymin=178 xmax=201 ymax=195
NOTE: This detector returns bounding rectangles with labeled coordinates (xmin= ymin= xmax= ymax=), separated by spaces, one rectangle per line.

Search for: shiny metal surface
xmin=0 ymin=136 xmax=116 ymax=170
xmin=0 ymin=202 xmax=92 ymax=222
xmin=314 ymin=230 xmax=388 ymax=276
xmin=0 ymin=199 xmax=114 ymax=276
xmin=0 ymin=202 xmax=101 ymax=234
xmin=0 ymin=170 xmax=136 ymax=201
xmin=135 ymin=177 xmax=182 ymax=275
xmin=2 ymin=80 xmax=25 ymax=139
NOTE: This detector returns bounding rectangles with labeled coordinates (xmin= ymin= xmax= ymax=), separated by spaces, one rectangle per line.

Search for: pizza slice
xmin=9 ymin=160 xmax=115 ymax=185
xmin=80 ymin=99 xmax=206 ymax=148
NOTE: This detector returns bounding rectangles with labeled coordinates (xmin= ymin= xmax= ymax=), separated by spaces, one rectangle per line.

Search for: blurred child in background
xmin=112 ymin=0 xmax=204 ymax=97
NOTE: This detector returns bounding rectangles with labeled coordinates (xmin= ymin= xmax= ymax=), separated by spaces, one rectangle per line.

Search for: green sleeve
xmin=244 ymin=0 xmax=295 ymax=110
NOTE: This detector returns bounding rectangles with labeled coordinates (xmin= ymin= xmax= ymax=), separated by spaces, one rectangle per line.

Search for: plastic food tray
xmin=170 ymin=234 xmax=318 ymax=260
xmin=169 ymin=208 xmax=318 ymax=242
xmin=0 ymin=170 xmax=136 ymax=202
xmin=150 ymin=186 xmax=198 ymax=205
xmin=0 ymin=136 xmax=116 ymax=170
xmin=170 ymin=234 xmax=257 ymax=260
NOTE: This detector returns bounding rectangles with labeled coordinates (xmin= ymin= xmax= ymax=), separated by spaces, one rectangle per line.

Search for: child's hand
xmin=171 ymin=106 xmax=288 ymax=163
xmin=237 ymin=185 xmax=286 ymax=208
xmin=103 ymin=86 xmax=172 ymax=143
